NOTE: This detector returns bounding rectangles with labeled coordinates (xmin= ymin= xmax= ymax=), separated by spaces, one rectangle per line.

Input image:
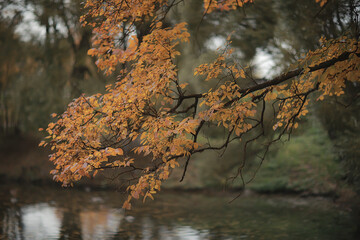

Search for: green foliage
xmin=166 ymin=117 xmax=343 ymax=196
xmin=316 ymin=83 xmax=360 ymax=192
xmin=248 ymin=118 xmax=341 ymax=194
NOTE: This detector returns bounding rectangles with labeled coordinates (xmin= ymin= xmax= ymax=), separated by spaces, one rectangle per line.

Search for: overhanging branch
xmin=181 ymin=50 xmax=358 ymax=103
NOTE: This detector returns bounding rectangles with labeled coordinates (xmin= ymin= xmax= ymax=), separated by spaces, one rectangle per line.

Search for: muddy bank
xmin=0 ymin=135 xmax=53 ymax=182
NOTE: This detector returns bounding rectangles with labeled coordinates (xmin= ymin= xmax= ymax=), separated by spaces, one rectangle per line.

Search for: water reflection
xmin=1 ymin=203 xmax=124 ymax=240
xmin=159 ymin=225 xmax=210 ymax=240
xmin=80 ymin=208 xmax=123 ymax=240
xmin=3 ymin=208 xmax=22 ymax=240
xmin=1 ymin=204 xmax=210 ymax=240
xmin=22 ymin=203 xmax=63 ymax=240
xmin=0 ymin=185 xmax=357 ymax=240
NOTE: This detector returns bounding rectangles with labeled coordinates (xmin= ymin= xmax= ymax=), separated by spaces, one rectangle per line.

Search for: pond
xmin=0 ymin=184 xmax=358 ymax=239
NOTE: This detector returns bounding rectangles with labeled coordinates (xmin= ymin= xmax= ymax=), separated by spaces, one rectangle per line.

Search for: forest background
xmin=0 ymin=0 xmax=359 ymax=199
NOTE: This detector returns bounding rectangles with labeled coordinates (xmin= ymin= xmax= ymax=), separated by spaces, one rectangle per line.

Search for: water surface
xmin=0 ymin=184 xmax=357 ymax=239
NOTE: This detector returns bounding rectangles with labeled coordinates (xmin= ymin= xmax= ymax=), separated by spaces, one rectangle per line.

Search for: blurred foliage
xmin=247 ymin=118 xmax=340 ymax=195
xmin=271 ymin=0 xmax=360 ymax=71
xmin=316 ymin=83 xmax=360 ymax=192
xmin=0 ymin=0 xmax=113 ymax=138
xmin=173 ymin=0 xmax=359 ymax=73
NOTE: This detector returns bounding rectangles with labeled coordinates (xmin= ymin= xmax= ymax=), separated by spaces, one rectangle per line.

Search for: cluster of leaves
xmin=41 ymin=0 xmax=359 ymax=209
xmin=203 ymin=0 xmax=253 ymax=12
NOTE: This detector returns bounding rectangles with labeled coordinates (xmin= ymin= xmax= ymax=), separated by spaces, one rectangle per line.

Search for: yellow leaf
xmin=155 ymin=21 xmax=162 ymax=28
xmin=122 ymin=201 xmax=131 ymax=210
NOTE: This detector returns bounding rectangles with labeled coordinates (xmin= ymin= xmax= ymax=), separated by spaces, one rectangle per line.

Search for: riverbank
xmin=0 ymin=133 xmax=356 ymax=202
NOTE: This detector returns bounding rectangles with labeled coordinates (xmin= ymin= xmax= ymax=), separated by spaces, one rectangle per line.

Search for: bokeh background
xmin=0 ymin=1 xmax=359 ymax=239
